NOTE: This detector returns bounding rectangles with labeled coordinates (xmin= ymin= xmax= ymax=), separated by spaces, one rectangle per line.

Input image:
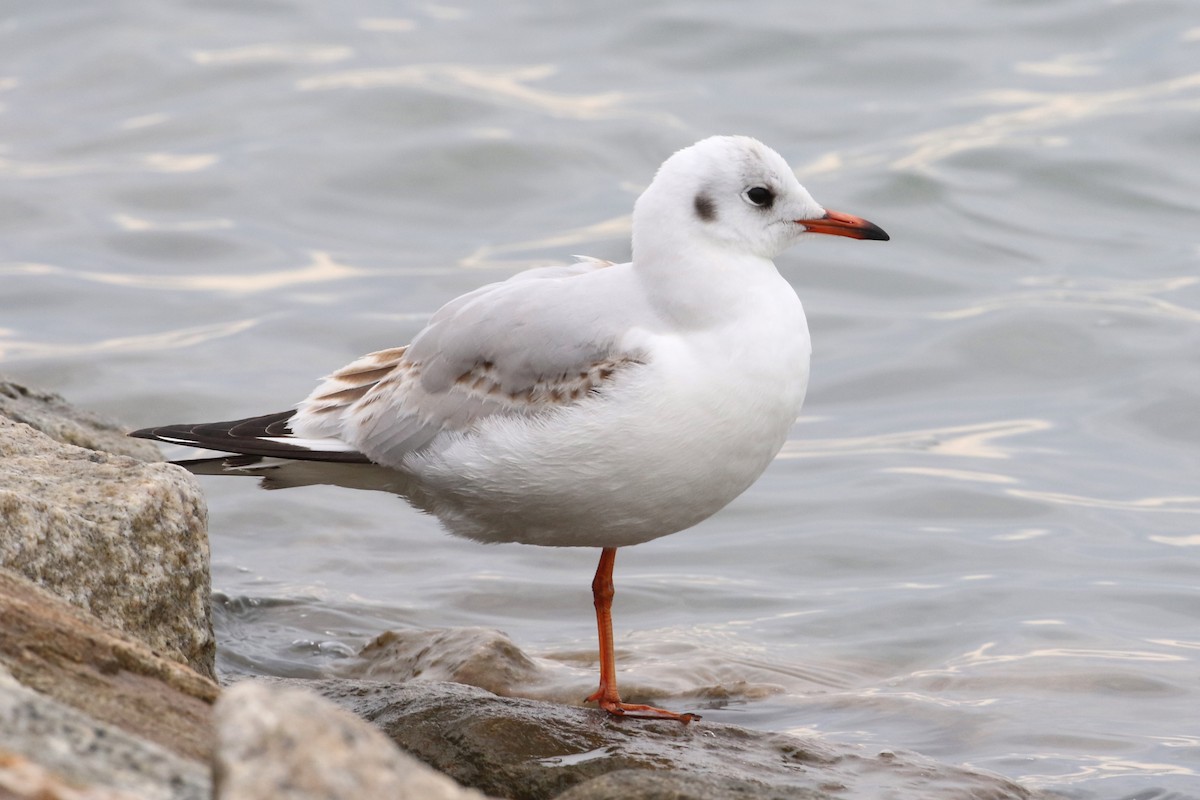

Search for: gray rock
xmin=0 ymin=749 xmax=147 ymax=800
xmin=554 ymin=770 xmax=829 ymax=800
xmin=337 ymin=627 xmax=546 ymax=696
xmin=0 ymin=568 xmax=218 ymax=763
xmin=0 ymin=416 xmax=214 ymax=679
xmin=0 ymin=377 xmax=161 ymax=461
xmin=214 ymin=681 xmax=494 ymax=800
xmin=0 ymin=666 xmax=211 ymax=800
xmin=299 ymin=679 xmax=1040 ymax=800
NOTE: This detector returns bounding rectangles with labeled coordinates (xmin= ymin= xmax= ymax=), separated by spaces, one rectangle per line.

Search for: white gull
xmin=131 ymin=135 xmax=888 ymax=722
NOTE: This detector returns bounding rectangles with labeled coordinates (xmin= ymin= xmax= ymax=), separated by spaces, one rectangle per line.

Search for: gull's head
xmin=634 ymin=135 xmax=888 ymax=261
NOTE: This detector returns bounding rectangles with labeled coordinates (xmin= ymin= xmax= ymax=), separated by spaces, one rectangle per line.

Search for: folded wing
xmin=133 ymin=257 xmax=648 ymax=469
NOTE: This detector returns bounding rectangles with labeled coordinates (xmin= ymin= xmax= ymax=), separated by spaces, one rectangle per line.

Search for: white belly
xmin=406 ymin=318 xmax=811 ymax=548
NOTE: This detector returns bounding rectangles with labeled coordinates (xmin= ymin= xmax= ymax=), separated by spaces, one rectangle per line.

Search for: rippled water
xmin=4 ymin=2 xmax=1199 ymax=797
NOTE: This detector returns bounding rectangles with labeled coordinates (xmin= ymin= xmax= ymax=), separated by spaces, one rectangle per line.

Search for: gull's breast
xmin=407 ymin=305 xmax=812 ymax=548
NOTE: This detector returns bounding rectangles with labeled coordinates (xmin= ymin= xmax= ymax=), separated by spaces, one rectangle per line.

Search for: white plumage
xmin=132 ymin=135 xmax=888 ymax=722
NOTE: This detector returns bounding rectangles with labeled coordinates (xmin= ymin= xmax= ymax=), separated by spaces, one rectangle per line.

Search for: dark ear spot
xmin=693 ymin=193 xmax=716 ymax=222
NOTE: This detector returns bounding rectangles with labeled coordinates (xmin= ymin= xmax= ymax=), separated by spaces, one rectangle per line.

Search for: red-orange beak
xmin=800 ymin=209 xmax=889 ymax=241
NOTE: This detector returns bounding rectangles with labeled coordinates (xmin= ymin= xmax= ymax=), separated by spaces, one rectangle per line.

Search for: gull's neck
xmin=631 ymin=204 xmax=786 ymax=330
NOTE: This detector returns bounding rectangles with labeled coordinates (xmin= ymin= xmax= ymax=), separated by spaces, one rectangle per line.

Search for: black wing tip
xmin=127 ymin=410 xmax=297 ymax=443
xmin=126 ymin=410 xmax=372 ymax=464
xmin=127 ymin=422 xmax=208 ymax=445
xmin=129 ymin=425 xmax=170 ymax=441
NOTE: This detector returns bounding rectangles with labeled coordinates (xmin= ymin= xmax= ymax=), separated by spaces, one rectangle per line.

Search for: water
xmin=3 ymin=1 xmax=1199 ymax=797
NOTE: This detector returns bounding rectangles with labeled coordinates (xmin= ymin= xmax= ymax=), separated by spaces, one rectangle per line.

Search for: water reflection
xmin=1146 ymin=640 xmax=1200 ymax=652
xmin=1015 ymin=51 xmax=1106 ymax=78
xmin=1021 ymin=754 xmax=1197 ymax=784
xmin=119 ymin=112 xmax=171 ymax=130
xmin=1007 ymin=489 xmax=1200 ymax=515
xmin=894 ymin=72 xmax=1200 ymax=172
xmin=139 ymin=153 xmax=218 ymax=173
xmin=0 ymin=251 xmax=368 ymax=295
xmin=933 ymin=275 xmax=1200 ymax=324
xmin=780 ymin=418 xmax=1051 ymax=460
xmin=189 ymin=44 xmax=354 ymax=65
xmin=0 ymin=151 xmax=217 ymax=178
xmin=799 ymin=71 xmax=1200 ymax=176
xmin=296 ymin=63 xmax=675 ymax=123
xmin=458 ymin=215 xmax=630 ymax=270
xmin=0 ymin=318 xmax=258 ymax=360
xmin=112 ymin=213 xmax=234 ymax=232
xmin=357 ymin=18 xmax=417 ymax=33
xmin=916 ymin=642 xmax=1187 ymax=673
xmin=885 ymin=466 xmax=1018 ymax=484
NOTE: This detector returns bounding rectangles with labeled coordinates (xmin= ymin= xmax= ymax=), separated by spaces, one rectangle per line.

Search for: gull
xmin=131 ymin=135 xmax=888 ymax=723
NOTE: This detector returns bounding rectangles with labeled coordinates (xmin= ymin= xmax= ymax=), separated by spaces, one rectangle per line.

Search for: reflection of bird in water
xmin=132 ymin=135 xmax=888 ymax=723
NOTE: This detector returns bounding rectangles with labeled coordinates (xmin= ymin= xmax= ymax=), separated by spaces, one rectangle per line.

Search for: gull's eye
xmin=742 ymin=186 xmax=775 ymax=209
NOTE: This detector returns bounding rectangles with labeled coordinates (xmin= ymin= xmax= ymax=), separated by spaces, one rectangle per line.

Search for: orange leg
xmin=583 ymin=547 xmax=699 ymax=724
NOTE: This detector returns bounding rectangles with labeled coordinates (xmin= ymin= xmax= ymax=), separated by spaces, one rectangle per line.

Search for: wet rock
xmin=337 ymin=627 xmax=546 ymax=696
xmin=0 ymin=568 xmax=218 ymax=762
xmin=0 ymin=377 xmax=161 ymax=461
xmin=341 ymin=625 xmax=787 ymax=714
xmin=214 ymin=681 xmax=494 ymax=800
xmin=0 ymin=665 xmax=211 ymax=800
xmin=298 ymin=678 xmax=1039 ymax=800
xmin=0 ymin=415 xmax=214 ymax=678
xmin=554 ymin=770 xmax=828 ymax=800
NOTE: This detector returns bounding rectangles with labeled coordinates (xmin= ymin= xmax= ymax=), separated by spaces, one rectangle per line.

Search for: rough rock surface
xmin=215 ymin=681 xmax=494 ymax=800
xmin=337 ymin=627 xmax=548 ymax=696
xmin=0 ymin=666 xmax=211 ymax=800
xmin=0 ymin=377 xmax=160 ymax=461
xmin=0 ymin=568 xmax=218 ymax=762
xmin=298 ymin=678 xmax=1040 ymax=800
xmin=0 ymin=416 xmax=214 ymax=678
xmin=0 ymin=750 xmax=149 ymax=800
xmin=554 ymin=770 xmax=830 ymax=800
